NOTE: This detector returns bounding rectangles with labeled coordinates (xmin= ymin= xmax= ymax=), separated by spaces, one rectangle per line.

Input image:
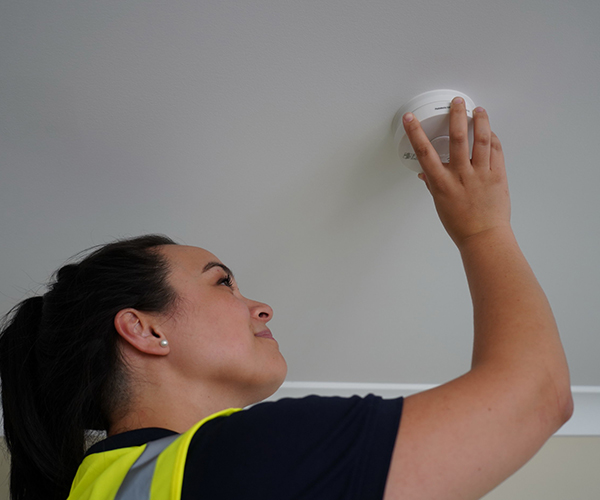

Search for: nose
xmin=247 ymin=298 xmax=273 ymax=322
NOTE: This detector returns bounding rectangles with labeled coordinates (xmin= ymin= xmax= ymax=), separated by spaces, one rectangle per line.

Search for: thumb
xmin=418 ymin=173 xmax=431 ymax=192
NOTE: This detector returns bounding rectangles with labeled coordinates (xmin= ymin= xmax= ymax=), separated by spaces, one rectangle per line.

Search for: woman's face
xmin=156 ymin=245 xmax=287 ymax=405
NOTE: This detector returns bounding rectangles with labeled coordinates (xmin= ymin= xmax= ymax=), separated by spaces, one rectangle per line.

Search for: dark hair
xmin=0 ymin=234 xmax=178 ymax=500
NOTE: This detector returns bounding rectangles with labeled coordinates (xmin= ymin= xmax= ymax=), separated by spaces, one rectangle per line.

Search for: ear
xmin=114 ymin=308 xmax=170 ymax=356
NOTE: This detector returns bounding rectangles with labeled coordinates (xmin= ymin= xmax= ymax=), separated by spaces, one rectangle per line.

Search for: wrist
xmin=456 ymin=224 xmax=516 ymax=255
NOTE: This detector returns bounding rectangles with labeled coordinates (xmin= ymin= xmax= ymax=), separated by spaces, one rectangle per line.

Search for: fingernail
xmin=474 ymin=106 xmax=485 ymax=113
xmin=453 ymin=97 xmax=464 ymax=105
xmin=403 ymin=112 xmax=414 ymax=123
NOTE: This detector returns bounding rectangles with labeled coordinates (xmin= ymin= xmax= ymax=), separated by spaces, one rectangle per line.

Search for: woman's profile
xmin=0 ymin=99 xmax=573 ymax=500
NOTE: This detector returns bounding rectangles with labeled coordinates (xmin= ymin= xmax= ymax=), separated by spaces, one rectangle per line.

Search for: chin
xmin=249 ymin=357 xmax=288 ymax=405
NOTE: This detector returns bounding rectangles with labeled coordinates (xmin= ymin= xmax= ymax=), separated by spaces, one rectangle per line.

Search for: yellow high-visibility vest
xmin=68 ymin=408 xmax=241 ymax=500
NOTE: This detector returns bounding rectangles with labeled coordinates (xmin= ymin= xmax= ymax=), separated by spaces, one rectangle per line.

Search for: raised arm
xmin=383 ymin=98 xmax=573 ymax=500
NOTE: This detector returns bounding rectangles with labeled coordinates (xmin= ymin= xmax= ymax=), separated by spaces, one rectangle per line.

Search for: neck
xmin=108 ymin=378 xmax=251 ymax=436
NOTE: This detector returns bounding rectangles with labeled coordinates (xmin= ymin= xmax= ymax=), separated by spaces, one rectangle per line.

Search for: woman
xmin=0 ymin=100 xmax=573 ymax=500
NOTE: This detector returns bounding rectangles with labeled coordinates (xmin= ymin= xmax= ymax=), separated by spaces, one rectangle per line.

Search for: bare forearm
xmin=460 ymin=226 xmax=572 ymax=417
xmin=385 ymin=99 xmax=573 ymax=500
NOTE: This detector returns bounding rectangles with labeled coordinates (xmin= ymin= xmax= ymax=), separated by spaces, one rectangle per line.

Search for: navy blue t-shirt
xmin=86 ymin=394 xmax=404 ymax=499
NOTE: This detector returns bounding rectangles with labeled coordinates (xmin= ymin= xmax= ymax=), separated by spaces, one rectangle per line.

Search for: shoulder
xmin=199 ymin=394 xmax=403 ymax=442
xmin=181 ymin=395 xmax=404 ymax=500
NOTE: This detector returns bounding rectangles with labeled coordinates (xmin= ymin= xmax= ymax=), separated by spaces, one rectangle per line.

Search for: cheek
xmin=205 ymin=298 xmax=252 ymax=335
xmin=166 ymin=295 xmax=256 ymax=369
xmin=187 ymin=299 xmax=253 ymax=352
xmin=184 ymin=292 xmax=249 ymax=328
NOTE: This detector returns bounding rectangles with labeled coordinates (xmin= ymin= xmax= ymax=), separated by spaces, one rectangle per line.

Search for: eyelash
xmin=218 ymin=274 xmax=235 ymax=289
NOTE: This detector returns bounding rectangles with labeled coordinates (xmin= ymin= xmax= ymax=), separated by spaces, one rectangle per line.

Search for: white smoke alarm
xmin=391 ymin=89 xmax=476 ymax=173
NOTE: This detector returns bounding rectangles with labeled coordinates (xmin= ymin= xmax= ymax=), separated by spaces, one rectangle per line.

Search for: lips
xmin=254 ymin=329 xmax=275 ymax=340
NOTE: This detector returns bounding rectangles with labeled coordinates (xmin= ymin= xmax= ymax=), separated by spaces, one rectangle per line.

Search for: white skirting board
xmin=266 ymin=382 xmax=600 ymax=436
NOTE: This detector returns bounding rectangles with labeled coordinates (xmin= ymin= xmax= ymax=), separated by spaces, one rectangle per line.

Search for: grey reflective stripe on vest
xmin=114 ymin=434 xmax=180 ymax=500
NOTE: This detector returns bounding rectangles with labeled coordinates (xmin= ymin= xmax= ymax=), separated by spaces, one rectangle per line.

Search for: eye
xmin=218 ymin=274 xmax=235 ymax=289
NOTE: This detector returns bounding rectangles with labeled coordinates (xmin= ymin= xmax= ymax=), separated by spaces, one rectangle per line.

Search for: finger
xmin=448 ymin=97 xmax=471 ymax=169
xmin=490 ymin=132 xmax=505 ymax=174
xmin=403 ymin=112 xmax=444 ymax=176
xmin=471 ymin=107 xmax=492 ymax=169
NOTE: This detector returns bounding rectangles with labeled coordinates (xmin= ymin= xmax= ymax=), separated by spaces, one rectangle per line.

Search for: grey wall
xmin=2 ymin=0 xmax=599 ymax=388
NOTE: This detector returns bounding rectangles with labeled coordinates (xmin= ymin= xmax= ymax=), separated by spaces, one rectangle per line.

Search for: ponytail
xmin=0 ymin=297 xmax=51 ymax=500
xmin=0 ymin=234 xmax=178 ymax=500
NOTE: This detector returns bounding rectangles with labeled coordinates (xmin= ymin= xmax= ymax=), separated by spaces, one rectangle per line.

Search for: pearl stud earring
xmin=159 ymin=339 xmax=169 ymax=348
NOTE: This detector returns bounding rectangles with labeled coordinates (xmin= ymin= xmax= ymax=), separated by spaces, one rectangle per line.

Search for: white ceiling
xmin=1 ymin=0 xmax=599 ymax=388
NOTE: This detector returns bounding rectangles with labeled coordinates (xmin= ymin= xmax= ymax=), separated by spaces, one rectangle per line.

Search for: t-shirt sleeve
xmin=182 ymin=394 xmax=403 ymax=500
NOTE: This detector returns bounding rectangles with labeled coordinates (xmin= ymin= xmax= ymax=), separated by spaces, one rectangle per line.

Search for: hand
xmin=403 ymin=98 xmax=511 ymax=248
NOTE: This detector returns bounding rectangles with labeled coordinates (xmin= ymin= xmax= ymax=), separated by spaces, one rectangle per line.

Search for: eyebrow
xmin=202 ymin=261 xmax=235 ymax=279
